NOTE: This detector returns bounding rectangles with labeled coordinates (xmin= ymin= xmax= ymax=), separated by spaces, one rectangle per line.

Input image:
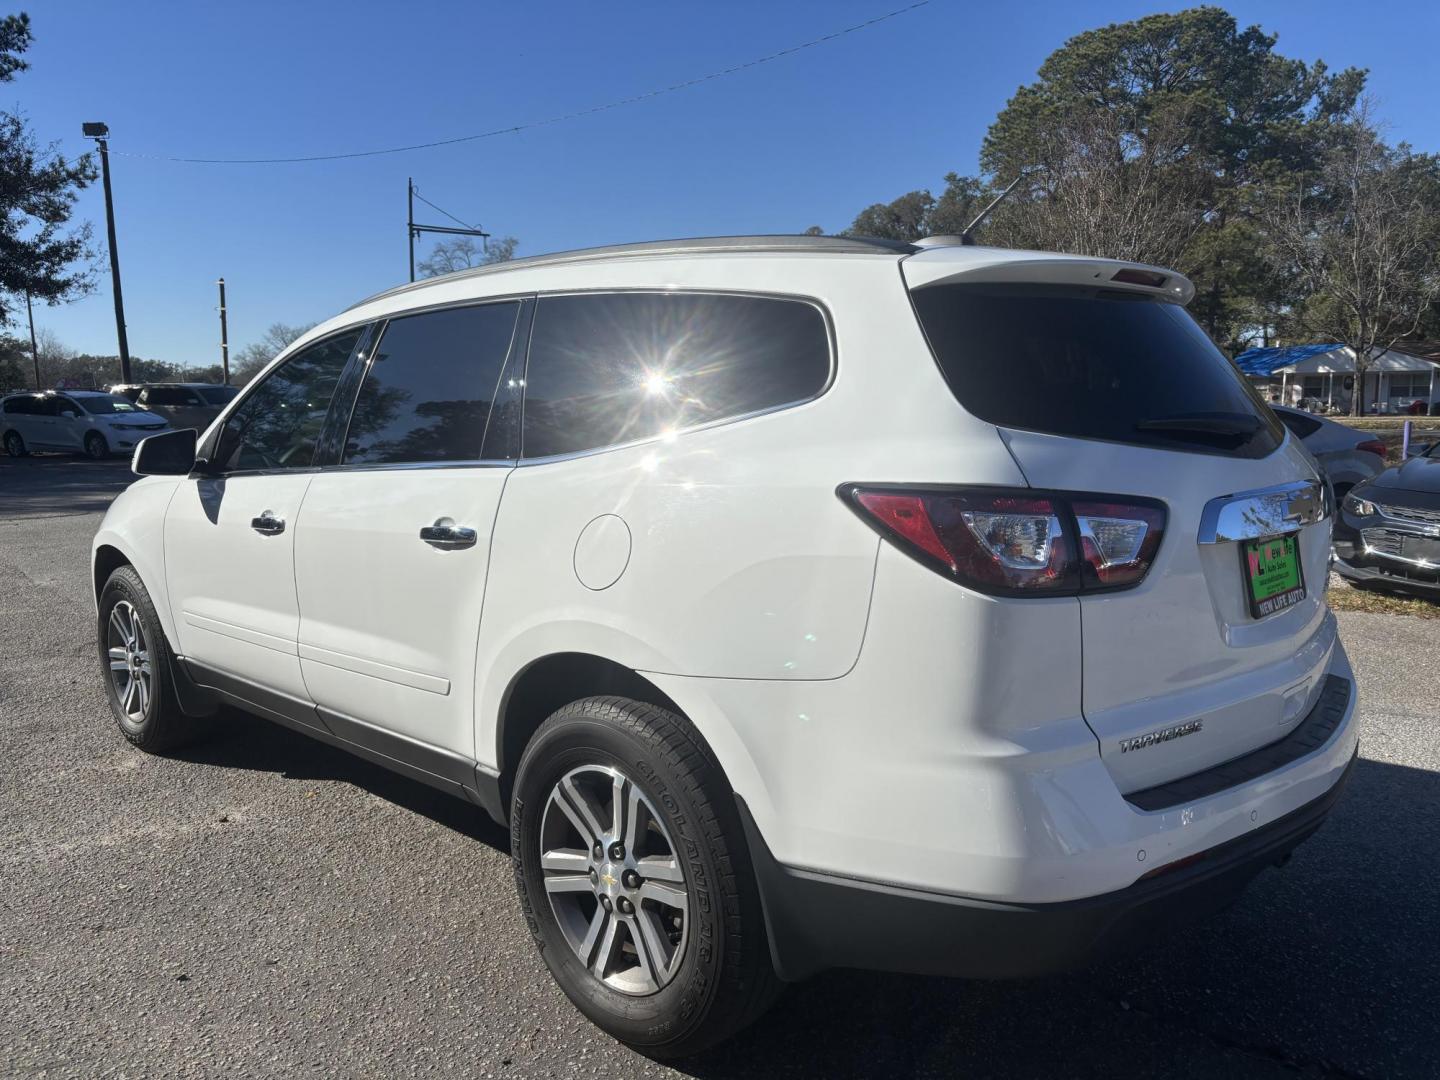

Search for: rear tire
xmin=98 ymin=565 xmax=201 ymax=752
xmin=511 ymin=696 xmax=781 ymax=1058
xmin=84 ymin=431 xmax=109 ymax=460
xmin=3 ymin=430 xmax=25 ymax=457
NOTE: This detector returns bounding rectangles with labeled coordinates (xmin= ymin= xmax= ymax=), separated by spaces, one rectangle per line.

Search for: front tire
xmin=3 ymin=430 xmax=25 ymax=457
xmin=512 ymin=696 xmax=780 ymax=1058
xmin=98 ymin=565 xmax=199 ymax=752
xmin=84 ymin=431 xmax=109 ymax=459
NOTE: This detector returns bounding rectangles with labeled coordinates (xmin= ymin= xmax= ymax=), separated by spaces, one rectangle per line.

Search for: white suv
xmin=92 ymin=236 xmax=1357 ymax=1056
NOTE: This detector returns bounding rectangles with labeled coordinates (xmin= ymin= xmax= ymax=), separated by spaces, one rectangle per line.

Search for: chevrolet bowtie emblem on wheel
xmin=600 ymin=871 xmax=617 ymax=887
xmin=1120 ymin=719 xmax=1204 ymax=753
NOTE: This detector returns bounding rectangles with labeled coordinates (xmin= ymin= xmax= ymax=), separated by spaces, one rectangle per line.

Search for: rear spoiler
xmin=901 ymin=249 xmax=1195 ymax=306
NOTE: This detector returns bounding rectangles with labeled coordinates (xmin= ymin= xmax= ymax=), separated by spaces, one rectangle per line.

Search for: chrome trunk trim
xmin=1197 ymin=479 xmax=1328 ymax=544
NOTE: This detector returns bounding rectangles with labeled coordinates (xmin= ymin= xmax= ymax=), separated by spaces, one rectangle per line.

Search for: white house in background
xmin=1235 ymin=342 xmax=1439 ymax=414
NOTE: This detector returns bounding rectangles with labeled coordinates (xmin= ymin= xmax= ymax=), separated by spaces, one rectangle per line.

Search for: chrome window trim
xmin=1197 ymin=479 xmax=1329 ymax=544
xmin=516 ymin=287 xmax=837 ymax=464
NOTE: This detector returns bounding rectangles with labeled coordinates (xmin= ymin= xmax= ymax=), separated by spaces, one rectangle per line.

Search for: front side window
xmin=212 ymin=331 xmax=360 ymax=472
xmin=342 ymin=301 xmax=521 ymax=466
xmin=521 ymin=292 xmax=830 ymax=459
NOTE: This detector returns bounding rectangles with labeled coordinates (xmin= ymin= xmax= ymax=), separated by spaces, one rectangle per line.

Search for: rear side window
xmin=213 ymin=330 xmax=361 ymax=472
xmin=199 ymin=386 xmax=239 ymax=406
xmin=910 ymin=284 xmax=1284 ymax=458
xmin=522 ymin=292 xmax=830 ymax=459
xmin=143 ymin=386 xmax=202 ymax=406
xmin=3 ymin=395 xmax=36 ymax=414
xmin=1276 ymin=410 xmax=1322 ymax=439
xmin=342 ymin=301 xmax=521 ymax=466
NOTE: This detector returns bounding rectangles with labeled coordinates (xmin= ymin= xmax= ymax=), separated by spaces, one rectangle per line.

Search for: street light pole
xmin=408 ymin=177 xmax=416 ymax=283
xmin=82 ymin=122 xmax=131 ymax=383
xmin=24 ymin=289 xmax=40 ymax=389
xmin=217 ymin=277 xmax=230 ymax=385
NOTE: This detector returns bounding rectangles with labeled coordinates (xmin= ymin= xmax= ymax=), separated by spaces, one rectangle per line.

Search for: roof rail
xmin=349 ymin=234 xmax=918 ymax=310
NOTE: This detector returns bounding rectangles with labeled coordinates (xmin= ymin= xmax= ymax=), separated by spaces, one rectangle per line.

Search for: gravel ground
xmin=3 ymin=455 xmax=1439 ymax=1079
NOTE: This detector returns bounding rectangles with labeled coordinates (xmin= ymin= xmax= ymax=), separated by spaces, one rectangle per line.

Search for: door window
xmin=521 ymin=292 xmax=831 ymax=459
xmin=2 ymin=395 xmax=38 ymax=414
xmin=142 ymin=386 xmax=203 ymax=407
xmin=212 ymin=331 xmax=361 ymax=472
xmin=342 ymin=301 xmax=521 ymax=466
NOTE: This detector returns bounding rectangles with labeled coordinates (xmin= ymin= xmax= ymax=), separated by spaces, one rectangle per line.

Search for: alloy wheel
xmin=539 ymin=764 xmax=689 ymax=996
xmin=106 ymin=600 xmax=152 ymax=722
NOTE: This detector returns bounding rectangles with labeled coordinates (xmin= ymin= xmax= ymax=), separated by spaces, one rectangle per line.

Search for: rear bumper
xmin=742 ymin=746 xmax=1356 ymax=981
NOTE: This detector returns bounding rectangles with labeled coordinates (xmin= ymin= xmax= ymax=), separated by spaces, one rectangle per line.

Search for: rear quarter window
xmin=910 ymin=284 xmax=1284 ymax=458
xmin=521 ymin=291 xmax=830 ymax=459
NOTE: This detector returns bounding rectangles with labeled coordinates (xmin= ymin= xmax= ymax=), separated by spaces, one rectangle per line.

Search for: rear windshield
xmin=910 ymin=284 xmax=1283 ymax=458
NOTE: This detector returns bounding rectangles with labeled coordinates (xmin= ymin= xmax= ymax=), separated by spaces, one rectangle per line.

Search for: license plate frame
xmin=1241 ymin=533 xmax=1306 ymax=618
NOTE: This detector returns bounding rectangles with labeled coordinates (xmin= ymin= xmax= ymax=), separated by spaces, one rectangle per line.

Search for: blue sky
xmin=17 ymin=0 xmax=1440 ymax=365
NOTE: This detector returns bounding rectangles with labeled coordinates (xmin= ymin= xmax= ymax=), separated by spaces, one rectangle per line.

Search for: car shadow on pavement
xmin=167 ymin=712 xmax=1439 ymax=1079
xmin=170 ymin=706 xmax=510 ymax=854
xmin=674 ymin=755 xmax=1437 ymax=1080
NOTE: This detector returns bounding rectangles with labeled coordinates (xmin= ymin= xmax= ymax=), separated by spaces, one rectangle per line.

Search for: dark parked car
xmin=1334 ymin=440 xmax=1440 ymax=597
xmin=124 ymin=383 xmax=239 ymax=430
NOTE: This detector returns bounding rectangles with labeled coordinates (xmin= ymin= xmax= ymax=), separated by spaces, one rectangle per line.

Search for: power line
xmin=113 ymin=3 xmax=928 ymax=165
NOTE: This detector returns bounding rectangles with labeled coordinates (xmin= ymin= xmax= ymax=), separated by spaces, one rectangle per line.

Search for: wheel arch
xmin=494 ymin=652 xmax=683 ymax=809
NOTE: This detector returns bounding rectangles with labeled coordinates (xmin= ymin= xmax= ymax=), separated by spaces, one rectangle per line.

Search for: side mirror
xmin=133 ymin=427 xmax=198 ymax=476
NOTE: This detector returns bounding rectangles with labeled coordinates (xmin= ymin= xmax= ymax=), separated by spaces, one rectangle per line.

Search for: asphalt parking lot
xmin=3 ymin=455 xmax=1439 ymax=1079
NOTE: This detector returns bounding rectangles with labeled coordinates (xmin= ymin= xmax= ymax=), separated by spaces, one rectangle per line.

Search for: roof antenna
xmin=959 ymin=169 xmax=1033 ymax=246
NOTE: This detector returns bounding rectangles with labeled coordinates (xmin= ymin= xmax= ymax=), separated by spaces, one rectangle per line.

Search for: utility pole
xmin=217 ymin=278 xmax=230 ymax=385
xmin=406 ymin=178 xmax=490 ymax=282
xmin=25 ymin=289 xmax=40 ymax=389
xmin=82 ymin=122 xmax=131 ymax=383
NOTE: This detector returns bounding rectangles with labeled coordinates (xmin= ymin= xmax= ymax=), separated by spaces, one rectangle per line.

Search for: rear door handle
xmin=250 ymin=511 xmax=285 ymax=536
xmin=419 ymin=518 xmax=477 ymax=549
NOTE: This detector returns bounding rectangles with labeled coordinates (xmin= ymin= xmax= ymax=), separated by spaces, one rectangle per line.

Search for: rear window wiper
xmin=1135 ymin=412 xmax=1262 ymax=437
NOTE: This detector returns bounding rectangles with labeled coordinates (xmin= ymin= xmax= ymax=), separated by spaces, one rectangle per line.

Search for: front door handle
xmin=420 ymin=518 xmax=477 ymax=549
xmin=251 ymin=511 xmax=285 ymax=536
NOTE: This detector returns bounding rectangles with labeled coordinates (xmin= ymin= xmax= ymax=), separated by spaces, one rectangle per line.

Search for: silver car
xmin=1273 ymin=405 xmax=1387 ymax=501
xmin=133 ymin=383 xmax=240 ymax=431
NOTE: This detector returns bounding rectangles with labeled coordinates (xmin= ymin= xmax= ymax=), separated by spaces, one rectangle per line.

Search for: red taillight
xmin=842 ymin=486 xmax=1166 ymax=597
xmin=1110 ymin=268 xmax=1168 ymax=288
xmin=1355 ymin=439 xmax=1387 ymax=460
xmin=1072 ymin=500 xmax=1167 ymax=589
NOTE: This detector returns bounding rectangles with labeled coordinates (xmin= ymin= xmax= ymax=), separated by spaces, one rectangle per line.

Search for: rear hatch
xmin=904 ymin=251 xmax=1335 ymax=796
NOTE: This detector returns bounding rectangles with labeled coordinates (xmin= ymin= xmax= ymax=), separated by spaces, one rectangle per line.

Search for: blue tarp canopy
xmin=1233 ymin=343 xmax=1344 ymax=376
